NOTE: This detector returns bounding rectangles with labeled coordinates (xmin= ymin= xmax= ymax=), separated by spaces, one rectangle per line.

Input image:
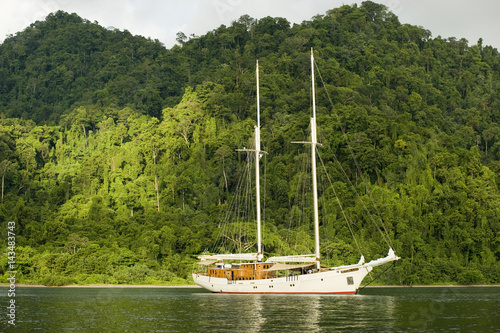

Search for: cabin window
xmin=346 ymin=277 xmax=354 ymax=285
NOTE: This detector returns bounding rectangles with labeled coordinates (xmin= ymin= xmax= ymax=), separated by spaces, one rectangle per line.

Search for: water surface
xmin=1 ymin=286 xmax=499 ymax=332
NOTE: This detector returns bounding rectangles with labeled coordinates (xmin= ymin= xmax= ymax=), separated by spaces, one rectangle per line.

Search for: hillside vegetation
xmin=1 ymin=2 xmax=500 ymax=285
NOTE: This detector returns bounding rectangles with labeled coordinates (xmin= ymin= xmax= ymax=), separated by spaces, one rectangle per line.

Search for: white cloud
xmin=394 ymin=0 xmax=500 ymax=46
xmin=0 ymin=0 xmax=499 ymax=49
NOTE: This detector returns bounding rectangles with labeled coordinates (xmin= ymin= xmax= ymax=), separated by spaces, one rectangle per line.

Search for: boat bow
xmin=364 ymin=248 xmax=400 ymax=268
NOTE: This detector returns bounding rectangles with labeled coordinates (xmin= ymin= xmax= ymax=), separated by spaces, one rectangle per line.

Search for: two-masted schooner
xmin=192 ymin=49 xmax=399 ymax=294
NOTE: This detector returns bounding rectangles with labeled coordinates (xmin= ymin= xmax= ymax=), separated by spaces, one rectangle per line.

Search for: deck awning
xmin=266 ymin=254 xmax=317 ymax=263
xmin=197 ymin=253 xmax=259 ymax=262
xmin=196 ymin=260 xmax=218 ymax=266
xmin=264 ymin=263 xmax=314 ymax=271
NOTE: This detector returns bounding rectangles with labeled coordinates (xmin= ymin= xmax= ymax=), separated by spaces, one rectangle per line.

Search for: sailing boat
xmin=192 ymin=49 xmax=400 ymax=294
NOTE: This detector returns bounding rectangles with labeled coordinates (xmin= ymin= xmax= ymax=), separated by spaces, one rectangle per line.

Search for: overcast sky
xmin=0 ymin=0 xmax=498 ymax=49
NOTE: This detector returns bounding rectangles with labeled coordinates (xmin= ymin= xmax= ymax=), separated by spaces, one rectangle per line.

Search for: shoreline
xmin=1 ymin=283 xmax=499 ymax=288
xmin=361 ymin=284 xmax=500 ymax=288
xmin=0 ymin=283 xmax=201 ymax=288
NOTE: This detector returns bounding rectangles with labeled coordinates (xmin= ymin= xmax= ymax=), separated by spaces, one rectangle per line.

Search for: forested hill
xmin=0 ymin=11 xmax=183 ymax=123
xmin=1 ymin=1 xmax=500 ymax=286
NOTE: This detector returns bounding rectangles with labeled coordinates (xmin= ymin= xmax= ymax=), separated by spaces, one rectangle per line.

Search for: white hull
xmin=193 ymin=265 xmax=372 ymax=294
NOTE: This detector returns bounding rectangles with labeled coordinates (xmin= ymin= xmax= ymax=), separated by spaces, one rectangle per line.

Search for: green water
xmin=1 ymin=286 xmax=499 ymax=332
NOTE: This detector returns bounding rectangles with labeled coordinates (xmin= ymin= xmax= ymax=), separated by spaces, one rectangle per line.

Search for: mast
xmin=311 ymin=48 xmax=321 ymax=270
xmin=255 ymin=60 xmax=263 ymax=261
xmin=235 ymin=61 xmax=266 ymax=261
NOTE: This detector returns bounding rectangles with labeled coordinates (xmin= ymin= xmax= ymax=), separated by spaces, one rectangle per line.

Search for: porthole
xmin=346 ymin=277 xmax=354 ymax=285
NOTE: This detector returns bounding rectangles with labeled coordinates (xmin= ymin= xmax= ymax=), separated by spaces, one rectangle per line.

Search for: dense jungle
xmin=1 ymin=1 xmax=500 ymax=286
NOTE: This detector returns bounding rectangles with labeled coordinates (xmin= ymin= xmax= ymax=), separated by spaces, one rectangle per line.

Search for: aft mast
xmin=310 ymin=48 xmax=321 ymax=270
xmin=255 ymin=60 xmax=263 ymax=261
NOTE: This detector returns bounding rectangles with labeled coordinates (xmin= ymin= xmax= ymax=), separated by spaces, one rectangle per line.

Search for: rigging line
xmin=358 ymin=263 xmax=395 ymax=291
xmin=313 ymin=57 xmax=394 ymax=250
xmin=227 ymin=141 xmax=256 ymax=254
xmin=317 ymin=149 xmax=364 ymax=257
xmin=294 ymin=147 xmax=311 ymax=252
xmin=223 ymin=163 xmax=245 ymax=253
xmin=262 ymin=150 xmax=267 ymax=255
xmin=286 ymin=148 xmax=301 ymax=251
xmin=226 ymin=166 xmax=245 ymax=250
xmin=326 ymin=143 xmax=393 ymax=250
xmin=212 ymin=190 xmax=232 ymax=253
xmin=318 ymin=179 xmax=329 ymax=261
xmin=285 ymin=163 xmax=297 ymax=252
xmin=243 ymin=154 xmax=254 ymax=253
xmin=222 ymin=159 xmax=247 ymax=253
xmin=248 ymin=151 xmax=257 ymax=251
xmin=213 ymin=151 xmax=252 ymax=254
xmin=317 ymin=166 xmax=333 ymax=261
xmin=283 ymin=145 xmax=307 ymax=254
xmin=299 ymin=150 xmax=310 ymax=251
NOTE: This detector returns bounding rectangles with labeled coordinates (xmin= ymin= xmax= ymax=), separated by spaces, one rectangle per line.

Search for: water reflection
xmin=316 ymin=294 xmax=397 ymax=331
xmin=259 ymin=295 xmax=321 ymax=332
xmin=193 ymin=293 xmax=393 ymax=332
xmin=190 ymin=294 xmax=321 ymax=332
xmin=193 ymin=294 xmax=267 ymax=332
